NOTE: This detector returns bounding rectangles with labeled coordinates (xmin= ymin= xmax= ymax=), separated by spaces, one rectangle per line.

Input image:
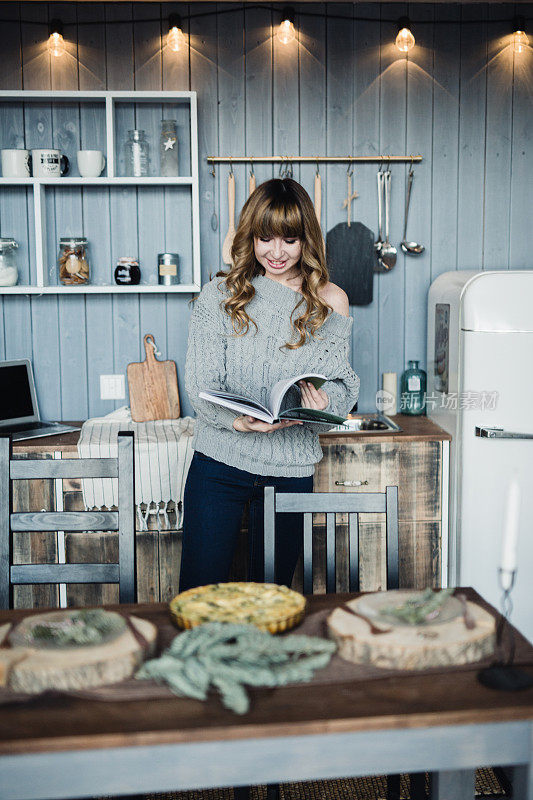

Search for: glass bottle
xmin=0 ymin=238 xmax=19 ymax=287
xmin=58 ymin=237 xmax=90 ymax=285
xmin=400 ymin=360 xmax=427 ymax=416
xmin=124 ymin=130 xmax=149 ymax=177
xmin=159 ymin=119 xmax=179 ymax=177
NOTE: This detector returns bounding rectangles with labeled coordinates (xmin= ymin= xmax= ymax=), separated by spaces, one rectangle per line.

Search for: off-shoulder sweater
xmin=184 ymin=274 xmax=360 ymax=477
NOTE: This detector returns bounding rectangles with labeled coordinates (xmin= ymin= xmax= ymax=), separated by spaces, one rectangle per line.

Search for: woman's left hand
xmin=298 ymin=380 xmax=329 ymax=411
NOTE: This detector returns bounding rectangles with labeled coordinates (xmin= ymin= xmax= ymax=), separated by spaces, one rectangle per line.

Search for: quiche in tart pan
xmin=169 ymin=582 xmax=306 ymax=633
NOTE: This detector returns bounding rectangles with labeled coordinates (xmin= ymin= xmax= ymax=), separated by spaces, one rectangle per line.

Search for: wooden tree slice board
xmin=127 ymin=334 xmax=180 ymax=422
xmin=327 ymin=597 xmax=496 ymax=671
xmin=0 ymin=616 xmax=157 ymax=694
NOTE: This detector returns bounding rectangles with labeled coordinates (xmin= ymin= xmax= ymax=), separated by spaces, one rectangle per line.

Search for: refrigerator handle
xmin=475 ymin=426 xmax=533 ymax=440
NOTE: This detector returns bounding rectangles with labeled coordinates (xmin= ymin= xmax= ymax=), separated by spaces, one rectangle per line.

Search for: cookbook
xmin=199 ymin=373 xmax=347 ymax=425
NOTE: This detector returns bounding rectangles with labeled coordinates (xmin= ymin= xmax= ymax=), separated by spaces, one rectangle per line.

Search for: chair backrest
xmin=263 ymin=486 xmax=399 ymax=593
xmin=0 ymin=431 xmax=136 ymax=609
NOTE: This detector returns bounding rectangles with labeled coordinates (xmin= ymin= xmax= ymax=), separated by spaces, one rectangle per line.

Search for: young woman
xmin=179 ymin=177 xmax=360 ymax=591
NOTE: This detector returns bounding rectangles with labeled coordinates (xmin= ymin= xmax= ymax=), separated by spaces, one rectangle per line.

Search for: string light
xmin=513 ymin=16 xmax=529 ymax=54
xmin=167 ymin=14 xmax=185 ymax=53
xmin=47 ymin=19 xmax=65 ymax=58
xmin=395 ymin=16 xmax=415 ymax=53
xmin=277 ymin=7 xmax=296 ymax=45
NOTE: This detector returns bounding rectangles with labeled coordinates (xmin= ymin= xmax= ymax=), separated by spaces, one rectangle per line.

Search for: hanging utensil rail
xmin=207 ymin=154 xmax=422 ymax=166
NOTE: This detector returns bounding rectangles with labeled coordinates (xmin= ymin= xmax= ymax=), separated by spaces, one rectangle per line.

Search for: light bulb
xmin=47 ymin=20 xmax=65 ymax=58
xmin=277 ymin=8 xmax=296 ymax=45
xmin=513 ymin=17 xmax=529 ymax=54
xmin=168 ymin=26 xmax=185 ymax=52
xmin=395 ymin=17 xmax=415 ymax=53
xmin=168 ymin=14 xmax=185 ymax=53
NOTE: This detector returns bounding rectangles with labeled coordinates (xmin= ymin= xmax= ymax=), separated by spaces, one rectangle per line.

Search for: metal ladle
xmin=379 ymin=169 xmax=397 ymax=270
xmin=401 ymin=167 xmax=425 ymax=255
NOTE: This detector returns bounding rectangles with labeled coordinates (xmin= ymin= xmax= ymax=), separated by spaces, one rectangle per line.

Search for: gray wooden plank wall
xmin=0 ymin=2 xmax=531 ymax=417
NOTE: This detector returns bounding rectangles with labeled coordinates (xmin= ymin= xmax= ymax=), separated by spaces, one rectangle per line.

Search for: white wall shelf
xmin=0 ymin=284 xmax=199 ymax=295
xmin=0 ymin=177 xmax=194 ymax=186
xmin=0 ymin=90 xmax=201 ymax=294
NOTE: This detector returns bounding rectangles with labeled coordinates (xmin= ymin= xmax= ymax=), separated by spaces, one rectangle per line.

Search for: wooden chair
xmin=252 ymin=486 xmax=412 ymax=800
xmin=0 ymin=431 xmax=136 ymax=610
xmin=263 ymin=485 xmax=399 ymax=592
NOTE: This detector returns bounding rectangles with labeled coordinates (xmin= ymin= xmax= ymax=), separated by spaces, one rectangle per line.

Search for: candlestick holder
xmin=478 ymin=569 xmax=533 ymax=691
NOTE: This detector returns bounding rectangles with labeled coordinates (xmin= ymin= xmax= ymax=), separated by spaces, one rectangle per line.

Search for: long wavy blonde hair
xmin=215 ymin=178 xmax=331 ymax=349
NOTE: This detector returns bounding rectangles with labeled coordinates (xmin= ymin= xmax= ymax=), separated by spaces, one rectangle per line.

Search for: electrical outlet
xmin=100 ymin=374 xmax=125 ymax=400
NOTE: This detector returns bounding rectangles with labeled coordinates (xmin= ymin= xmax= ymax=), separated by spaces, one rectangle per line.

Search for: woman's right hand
xmin=233 ymin=415 xmax=303 ymax=433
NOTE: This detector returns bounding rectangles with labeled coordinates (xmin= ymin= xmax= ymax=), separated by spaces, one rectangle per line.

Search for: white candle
xmin=501 ymin=479 xmax=521 ymax=585
xmin=382 ymin=372 xmax=397 ymax=415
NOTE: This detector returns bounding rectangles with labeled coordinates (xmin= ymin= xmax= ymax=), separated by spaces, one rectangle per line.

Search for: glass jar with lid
xmin=58 ymin=237 xmax=90 ymax=285
xmin=0 ymin=238 xmax=19 ymax=287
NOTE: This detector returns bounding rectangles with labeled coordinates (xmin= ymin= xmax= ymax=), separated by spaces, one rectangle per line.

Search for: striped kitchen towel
xmin=77 ymin=407 xmax=195 ymax=531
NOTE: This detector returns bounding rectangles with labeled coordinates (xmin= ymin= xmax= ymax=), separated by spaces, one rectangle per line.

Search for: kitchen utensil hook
xmin=229 ymin=158 xmax=234 ymax=176
xmin=210 ymin=161 xmax=216 ymax=178
xmin=347 ymin=160 xmax=353 ymax=177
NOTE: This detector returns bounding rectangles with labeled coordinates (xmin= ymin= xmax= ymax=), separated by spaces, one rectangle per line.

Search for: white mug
xmin=77 ymin=150 xmax=106 ymax=178
xmin=1 ymin=149 xmax=31 ymax=178
xmin=32 ymin=149 xmax=70 ymax=178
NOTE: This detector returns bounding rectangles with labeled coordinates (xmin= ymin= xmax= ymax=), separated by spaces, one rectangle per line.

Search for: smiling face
xmin=253 ymin=235 xmax=302 ymax=282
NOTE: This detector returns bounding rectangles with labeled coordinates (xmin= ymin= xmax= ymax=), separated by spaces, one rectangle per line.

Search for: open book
xmin=199 ymin=373 xmax=346 ymax=426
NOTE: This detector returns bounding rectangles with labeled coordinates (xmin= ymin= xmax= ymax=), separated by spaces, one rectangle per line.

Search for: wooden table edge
xmin=2 ymin=706 xmax=533 ymax=756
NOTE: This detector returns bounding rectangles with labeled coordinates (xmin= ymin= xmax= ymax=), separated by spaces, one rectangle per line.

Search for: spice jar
xmin=114 ymin=257 xmax=141 ymax=286
xmin=0 ymin=238 xmax=19 ymax=287
xmin=58 ymin=237 xmax=90 ymax=285
xmin=158 ymin=253 xmax=180 ymax=286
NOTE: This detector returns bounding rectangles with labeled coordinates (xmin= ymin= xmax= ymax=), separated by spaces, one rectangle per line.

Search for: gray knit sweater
xmin=185 ymin=274 xmax=360 ymax=477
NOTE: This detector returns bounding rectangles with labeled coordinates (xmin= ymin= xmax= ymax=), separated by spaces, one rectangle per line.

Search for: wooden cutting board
xmin=1 ymin=615 xmax=157 ymax=693
xmin=127 ymin=334 xmax=180 ymax=422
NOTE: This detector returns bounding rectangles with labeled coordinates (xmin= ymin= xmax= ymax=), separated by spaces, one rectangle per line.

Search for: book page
xmin=200 ymin=389 xmax=269 ymax=415
xmin=268 ymin=373 xmax=327 ymax=418
xmin=278 ymin=407 xmax=346 ymax=425
xmin=198 ymin=392 xmax=274 ymax=423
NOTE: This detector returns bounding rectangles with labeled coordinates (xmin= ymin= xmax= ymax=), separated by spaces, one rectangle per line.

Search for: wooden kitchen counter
xmin=10 ymin=414 xmax=451 ymax=453
xmin=9 ymin=414 xmax=451 ymax=607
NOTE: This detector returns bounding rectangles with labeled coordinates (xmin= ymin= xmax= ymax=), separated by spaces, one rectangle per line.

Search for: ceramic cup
xmin=1 ymin=149 xmax=31 ymax=178
xmin=32 ymin=149 xmax=70 ymax=178
xmin=77 ymin=150 xmax=106 ymax=178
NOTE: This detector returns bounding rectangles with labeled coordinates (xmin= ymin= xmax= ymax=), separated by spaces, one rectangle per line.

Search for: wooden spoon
xmin=314 ymin=171 xmax=326 ymax=251
xmin=249 ymin=171 xmax=256 ymax=197
xmin=314 ymin=172 xmax=322 ymax=228
xmin=222 ymin=171 xmax=236 ymax=266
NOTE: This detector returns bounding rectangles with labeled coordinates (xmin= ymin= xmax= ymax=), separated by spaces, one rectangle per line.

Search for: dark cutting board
xmin=326 ymin=221 xmax=374 ymax=306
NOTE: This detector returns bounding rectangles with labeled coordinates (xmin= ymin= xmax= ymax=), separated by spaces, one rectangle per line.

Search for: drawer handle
xmin=335 ymin=480 xmax=369 ymax=487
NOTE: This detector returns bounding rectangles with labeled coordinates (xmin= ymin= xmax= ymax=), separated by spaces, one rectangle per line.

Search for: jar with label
xmin=0 ymin=238 xmax=19 ymax=287
xmin=114 ymin=257 xmax=141 ymax=286
xmin=159 ymin=119 xmax=179 ymax=177
xmin=400 ymin=360 xmax=427 ymax=416
xmin=124 ymin=130 xmax=149 ymax=177
xmin=58 ymin=237 xmax=90 ymax=285
xmin=158 ymin=253 xmax=180 ymax=286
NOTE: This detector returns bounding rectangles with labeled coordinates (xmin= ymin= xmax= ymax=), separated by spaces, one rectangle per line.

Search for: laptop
xmin=0 ymin=359 xmax=80 ymax=441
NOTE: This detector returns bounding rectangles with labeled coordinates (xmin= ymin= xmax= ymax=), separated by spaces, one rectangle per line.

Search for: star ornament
xmin=164 ymin=137 xmax=176 ymax=151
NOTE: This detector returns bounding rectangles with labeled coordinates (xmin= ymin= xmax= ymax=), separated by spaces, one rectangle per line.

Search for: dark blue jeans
xmin=179 ymin=450 xmax=314 ymax=591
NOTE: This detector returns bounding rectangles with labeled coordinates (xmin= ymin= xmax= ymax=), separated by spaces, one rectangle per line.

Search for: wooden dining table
xmin=0 ymin=590 xmax=532 ymax=800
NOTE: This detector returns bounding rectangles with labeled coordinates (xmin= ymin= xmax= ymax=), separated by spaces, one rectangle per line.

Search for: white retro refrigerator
xmin=427 ymin=270 xmax=533 ymax=642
